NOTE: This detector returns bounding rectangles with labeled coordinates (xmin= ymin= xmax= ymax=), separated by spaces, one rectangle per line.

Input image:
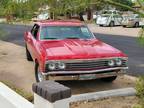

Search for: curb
xmin=69 ymin=87 xmax=136 ymax=102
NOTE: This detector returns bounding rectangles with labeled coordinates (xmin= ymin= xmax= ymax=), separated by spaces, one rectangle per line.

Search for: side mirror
xmin=33 ymin=31 xmax=39 ymax=40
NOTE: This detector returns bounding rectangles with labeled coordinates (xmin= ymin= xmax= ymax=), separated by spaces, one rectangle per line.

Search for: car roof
xmin=34 ymin=20 xmax=84 ymax=26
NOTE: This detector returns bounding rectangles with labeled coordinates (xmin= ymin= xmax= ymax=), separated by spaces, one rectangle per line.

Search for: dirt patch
xmin=88 ymin=24 xmax=140 ymax=37
xmin=60 ymin=75 xmax=136 ymax=94
xmin=70 ymin=96 xmax=138 ymax=108
xmin=0 ymin=40 xmax=35 ymax=93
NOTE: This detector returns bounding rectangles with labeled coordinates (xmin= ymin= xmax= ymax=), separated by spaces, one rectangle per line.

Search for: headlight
xmin=48 ymin=62 xmax=56 ymax=70
xmin=58 ymin=62 xmax=66 ymax=69
xmin=108 ymin=60 xmax=115 ymax=67
xmin=116 ymin=58 xmax=122 ymax=66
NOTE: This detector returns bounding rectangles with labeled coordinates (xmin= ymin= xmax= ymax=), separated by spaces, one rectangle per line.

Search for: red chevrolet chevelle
xmin=24 ymin=20 xmax=128 ymax=82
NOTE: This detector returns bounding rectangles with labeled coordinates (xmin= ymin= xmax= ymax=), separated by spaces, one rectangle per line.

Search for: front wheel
xmin=35 ymin=63 xmax=46 ymax=82
xmin=99 ymin=25 xmax=103 ymax=27
xmin=134 ymin=22 xmax=139 ymax=28
xmin=123 ymin=25 xmax=126 ymax=27
xmin=109 ymin=21 xmax=114 ymax=27
xmin=101 ymin=76 xmax=117 ymax=82
xmin=26 ymin=45 xmax=33 ymax=61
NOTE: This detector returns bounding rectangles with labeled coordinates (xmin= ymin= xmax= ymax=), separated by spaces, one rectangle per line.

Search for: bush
xmin=135 ymin=76 xmax=144 ymax=107
xmin=138 ymin=28 xmax=144 ymax=45
xmin=133 ymin=104 xmax=142 ymax=108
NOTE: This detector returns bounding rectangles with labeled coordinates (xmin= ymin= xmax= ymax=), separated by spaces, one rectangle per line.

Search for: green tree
xmin=111 ymin=0 xmax=134 ymax=10
xmin=0 ymin=0 xmax=48 ymax=20
xmin=4 ymin=1 xmax=18 ymax=21
xmin=105 ymin=0 xmax=144 ymax=17
xmin=0 ymin=0 xmax=10 ymax=17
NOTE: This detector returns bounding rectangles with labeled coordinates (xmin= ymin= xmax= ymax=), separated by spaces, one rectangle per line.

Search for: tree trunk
xmin=87 ymin=8 xmax=92 ymax=20
xmin=79 ymin=12 xmax=84 ymax=21
xmin=66 ymin=12 xmax=71 ymax=19
xmin=6 ymin=15 xmax=13 ymax=22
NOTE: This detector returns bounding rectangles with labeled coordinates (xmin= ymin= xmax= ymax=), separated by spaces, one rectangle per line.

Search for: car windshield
xmin=123 ymin=14 xmax=138 ymax=20
xmin=40 ymin=26 xmax=95 ymax=40
xmin=102 ymin=11 xmax=112 ymax=14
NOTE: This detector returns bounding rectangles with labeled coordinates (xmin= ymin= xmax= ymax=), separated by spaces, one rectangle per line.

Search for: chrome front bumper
xmin=42 ymin=67 xmax=128 ymax=81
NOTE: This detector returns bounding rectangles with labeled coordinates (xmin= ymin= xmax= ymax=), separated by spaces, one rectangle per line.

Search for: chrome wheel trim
xmin=37 ymin=67 xmax=45 ymax=82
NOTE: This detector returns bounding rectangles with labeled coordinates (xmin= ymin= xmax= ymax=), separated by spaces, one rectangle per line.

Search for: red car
xmin=24 ymin=20 xmax=128 ymax=82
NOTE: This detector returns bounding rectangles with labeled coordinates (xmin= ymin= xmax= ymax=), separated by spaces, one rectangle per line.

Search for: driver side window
xmin=31 ymin=24 xmax=40 ymax=39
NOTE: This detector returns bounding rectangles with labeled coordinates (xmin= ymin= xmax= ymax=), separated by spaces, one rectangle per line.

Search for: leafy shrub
xmin=138 ymin=28 xmax=144 ymax=45
xmin=135 ymin=76 xmax=144 ymax=107
xmin=133 ymin=104 xmax=142 ymax=108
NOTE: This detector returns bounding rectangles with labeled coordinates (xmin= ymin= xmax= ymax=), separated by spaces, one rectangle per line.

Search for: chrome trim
xmin=46 ymin=57 xmax=128 ymax=63
xmin=42 ymin=67 xmax=128 ymax=76
xmin=48 ymin=70 xmax=126 ymax=81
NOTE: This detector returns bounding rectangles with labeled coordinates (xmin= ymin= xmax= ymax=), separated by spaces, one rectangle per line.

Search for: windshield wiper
xmin=43 ymin=37 xmax=58 ymax=39
xmin=65 ymin=37 xmax=80 ymax=39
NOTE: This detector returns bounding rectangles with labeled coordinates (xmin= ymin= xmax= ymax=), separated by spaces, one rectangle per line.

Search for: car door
xmin=140 ymin=17 xmax=144 ymax=26
xmin=28 ymin=24 xmax=40 ymax=59
xmin=136 ymin=15 xmax=143 ymax=26
xmin=114 ymin=14 xmax=123 ymax=25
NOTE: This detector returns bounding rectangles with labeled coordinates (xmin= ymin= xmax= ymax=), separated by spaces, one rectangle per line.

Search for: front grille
xmin=45 ymin=59 xmax=127 ymax=72
xmin=65 ymin=59 xmax=127 ymax=71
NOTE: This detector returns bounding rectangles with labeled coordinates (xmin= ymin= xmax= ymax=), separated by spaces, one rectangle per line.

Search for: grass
xmin=137 ymin=28 xmax=144 ymax=46
xmin=1 ymin=81 xmax=33 ymax=102
xmin=135 ymin=76 xmax=144 ymax=108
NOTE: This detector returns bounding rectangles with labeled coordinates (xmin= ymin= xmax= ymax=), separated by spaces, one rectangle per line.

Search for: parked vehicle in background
xmin=96 ymin=10 xmax=123 ymax=27
xmin=37 ymin=12 xmax=49 ymax=20
xmin=24 ymin=20 xmax=128 ymax=82
xmin=122 ymin=14 xmax=144 ymax=27
xmin=82 ymin=12 xmax=99 ymax=21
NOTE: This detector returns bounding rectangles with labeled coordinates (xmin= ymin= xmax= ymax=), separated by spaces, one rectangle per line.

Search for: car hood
xmin=40 ymin=39 xmax=126 ymax=60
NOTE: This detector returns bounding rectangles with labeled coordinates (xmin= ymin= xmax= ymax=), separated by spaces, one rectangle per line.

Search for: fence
xmin=0 ymin=81 xmax=136 ymax=108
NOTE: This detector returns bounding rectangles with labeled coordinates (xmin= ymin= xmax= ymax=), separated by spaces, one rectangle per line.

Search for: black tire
xmin=99 ymin=25 xmax=103 ymax=27
xmin=26 ymin=46 xmax=33 ymax=61
xmin=35 ymin=63 xmax=46 ymax=82
xmin=109 ymin=21 xmax=114 ymax=27
xmin=134 ymin=22 xmax=139 ymax=28
xmin=35 ymin=63 xmax=40 ymax=82
xmin=123 ymin=25 xmax=126 ymax=27
xmin=101 ymin=76 xmax=117 ymax=82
